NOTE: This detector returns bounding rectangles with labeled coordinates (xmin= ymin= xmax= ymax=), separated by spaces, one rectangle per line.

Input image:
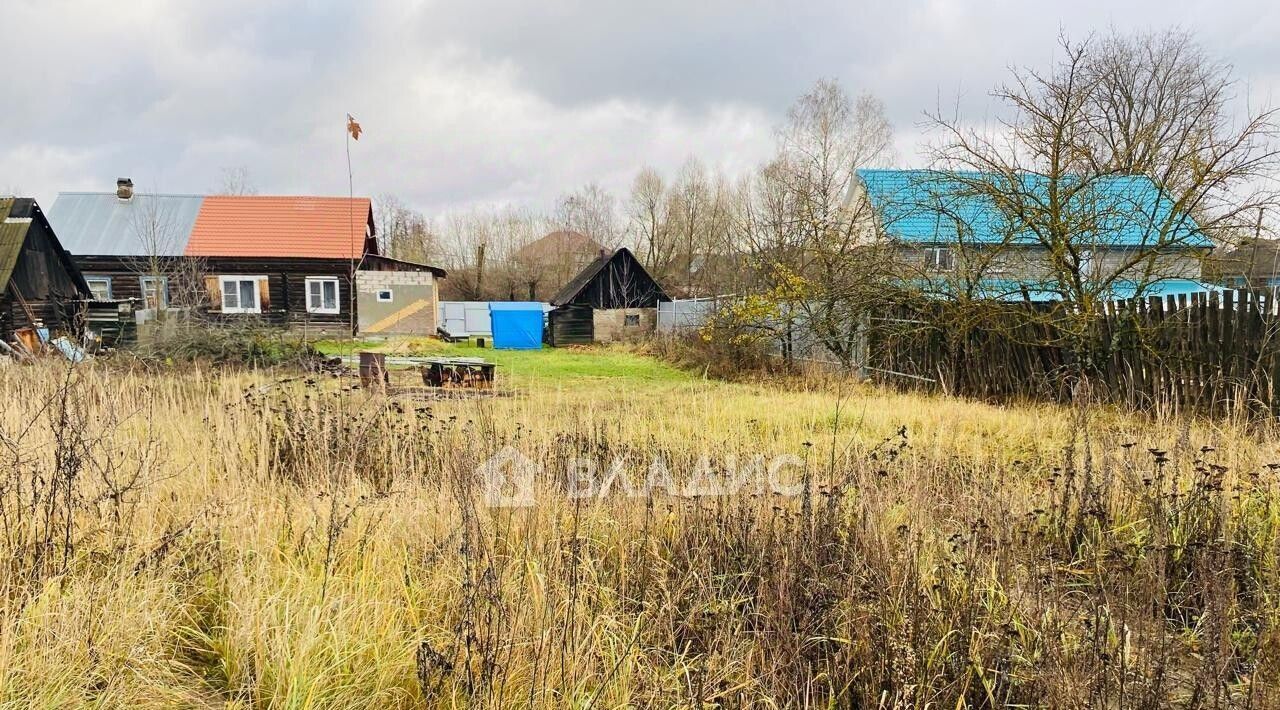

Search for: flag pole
xmin=326 ymin=113 xmax=358 ymax=605
xmin=346 ymin=114 xmax=356 ymax=336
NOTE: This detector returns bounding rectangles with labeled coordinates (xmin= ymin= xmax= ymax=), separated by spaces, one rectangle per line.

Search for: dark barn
xmin=548 ymin=248 xmax=669 ymax=345
xmin=0 ymin=198 xmax=91 ymax=341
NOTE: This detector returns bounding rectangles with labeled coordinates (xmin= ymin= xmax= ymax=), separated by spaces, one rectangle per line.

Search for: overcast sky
xmin=3 ymin=0 xmax=1277 ymax=216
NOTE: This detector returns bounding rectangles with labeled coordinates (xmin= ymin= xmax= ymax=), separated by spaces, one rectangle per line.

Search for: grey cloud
xmin=413 ymin=1 xmax=884 ymax=109
xmin=2 ymin=0 xmax=1276 ymax=216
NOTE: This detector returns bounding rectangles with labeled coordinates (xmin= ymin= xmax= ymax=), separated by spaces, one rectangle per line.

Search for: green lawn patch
xmin=447 ymin=343 xmax=690 ymax=383
xmin=312 ymin=337 xmax=690 ymax=385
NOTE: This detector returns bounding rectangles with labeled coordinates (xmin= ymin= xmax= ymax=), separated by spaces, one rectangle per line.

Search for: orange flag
xmin=347 ymin=114 xmax=362 ymax=141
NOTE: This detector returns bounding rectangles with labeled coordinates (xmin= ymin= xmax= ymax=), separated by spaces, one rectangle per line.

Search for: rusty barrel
xmin=358 ymin=351 xmax=388 ymax=390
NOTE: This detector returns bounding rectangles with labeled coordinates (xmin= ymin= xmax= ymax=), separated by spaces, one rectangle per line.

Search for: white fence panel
xmin=657 ymin=296 xmax=728 ymax=332
xmin=439 ymin=301 xmax=552 ymax=337
xmin=439 ymin=301 xmax=489 ymax=336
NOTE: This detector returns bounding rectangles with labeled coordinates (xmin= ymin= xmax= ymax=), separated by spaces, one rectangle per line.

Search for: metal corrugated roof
xmin=0 ymin=198 xmax=26 ymax=287
xmin=857 ymin=169 xmax=1212 ymax=249
xmin=46 ymin=192 xmax=205 ymax=256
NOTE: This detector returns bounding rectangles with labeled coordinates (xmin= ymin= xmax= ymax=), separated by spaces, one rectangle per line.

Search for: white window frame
xmin=219 ymin=275 xmax=264 ymax=314
xmin=1079 ymin=249 xmax=1096 ymax=278
xmin=85 ymin=275 xmax=112 ymax=300
xmin=376 ymin=289 xmax=393 ymax=303
xmin=139 ymin=275 xmax=168 ymax=310
xmin=927 ymin=247 xmax=955 ymax=271
xmin=305 ymin=276 xmax=341 ymax=315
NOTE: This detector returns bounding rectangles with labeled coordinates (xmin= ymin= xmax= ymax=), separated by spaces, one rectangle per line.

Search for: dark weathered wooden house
xmin=0 ymin=197 xmax=91 ymax=341
xmin=48 ymin=180 xmax=445 ymax=335
xmin=548 ymin=247 xmax=669 ymax=345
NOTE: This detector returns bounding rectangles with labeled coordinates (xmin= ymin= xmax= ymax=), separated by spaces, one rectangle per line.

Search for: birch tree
xmin=737 ymin=79 xmax=897 ymax=367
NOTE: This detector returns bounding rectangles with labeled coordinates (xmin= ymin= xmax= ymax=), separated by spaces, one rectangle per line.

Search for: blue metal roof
xmin=857 ymin=169 xmax=1211 ymax=249
xmin=46 ymin=192 xmax=205 ymax=256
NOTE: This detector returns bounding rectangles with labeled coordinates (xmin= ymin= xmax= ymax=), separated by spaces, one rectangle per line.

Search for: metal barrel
xmin=358 ymin=351 xmax=388 ymax=390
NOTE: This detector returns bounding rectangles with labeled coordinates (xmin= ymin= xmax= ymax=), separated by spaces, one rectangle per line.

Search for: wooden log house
xmin=48 ymin=179 xmax=445 ymax=335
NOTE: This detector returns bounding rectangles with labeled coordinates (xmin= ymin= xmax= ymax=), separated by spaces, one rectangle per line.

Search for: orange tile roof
xmin=185 ymin=196 xmax=373 ymax=259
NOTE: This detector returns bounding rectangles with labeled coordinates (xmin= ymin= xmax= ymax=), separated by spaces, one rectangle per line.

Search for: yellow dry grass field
xmin=0 ymin=343 xmax=1278 ymax=707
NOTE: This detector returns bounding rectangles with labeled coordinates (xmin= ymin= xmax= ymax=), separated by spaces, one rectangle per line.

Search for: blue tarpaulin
xmin=489 ymin=302 xmax=544 ymax=349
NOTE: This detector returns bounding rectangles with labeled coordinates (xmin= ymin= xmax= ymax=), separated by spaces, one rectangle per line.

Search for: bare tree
xmin=624 ymin=162 xmax=742 ymax=298
xmin=214 ymin=166 xmax=258 ymax=196
xmin=438 ymin=210 xmax=497 ymax=300
xmin=376 ymin=194 xmax=438 ymax=263
xmin=667 ymin=158 xmax=740 ymax=297
xmin=736 ymin=79 xmax=898 ymax=367
xmin=668 ymin=159 xmax=710 ymax=297
xmin=928 ymin=30 xmax=1280 ymax=315
xmin=627 ymin=167 xmax=676 ymax=282
xmin=436 ymin=206 xmax=545 ymax=300
xmin=554 ymin=183 xmax=621 ymax=248
xmin=124 ymin=192 xmax=207 ymax=325
xmin=490 ymin=208 xmax=550 ymax=300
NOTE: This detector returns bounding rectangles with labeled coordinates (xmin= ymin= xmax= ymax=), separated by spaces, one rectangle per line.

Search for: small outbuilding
xmin=355 ymin=254 xmax=447 ymax=335
xmin=1 ymin=198 xmax=91 ymax=343
xmin=548 ymin=248 xmax=669 ymax=346
xmin=488 ymin=302 xmax=544 ymax=350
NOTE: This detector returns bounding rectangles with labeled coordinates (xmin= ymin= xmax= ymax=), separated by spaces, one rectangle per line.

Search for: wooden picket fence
xmin=868 ymin=289 xmax=1280 ymax=417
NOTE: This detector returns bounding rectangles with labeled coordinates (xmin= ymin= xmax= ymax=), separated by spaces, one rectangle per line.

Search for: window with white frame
xmin=85 ymin=276 xmax=112 ymax=301
xmin=376 ymin=289 xmax=393 ymax=302
xmin=306 ymin=277 xmax=340 ymax=314
xmin=1078 ymin=249 xmax=1096 ymax=277
xmin=219 ymin=276 xmax=263 ymax=314
xmin=139 ymin=276 xmax=168 ymax=310
xmin=927 ymin=247 xmax=955 ymax=271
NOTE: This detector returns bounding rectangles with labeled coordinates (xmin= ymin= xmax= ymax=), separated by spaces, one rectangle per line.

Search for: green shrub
xmin=130 ymin=321 xmax=324 ymax=368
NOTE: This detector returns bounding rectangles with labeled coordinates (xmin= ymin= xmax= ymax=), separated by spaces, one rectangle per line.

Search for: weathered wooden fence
xmin=869 ymin=289 xmax=1280 ymax=417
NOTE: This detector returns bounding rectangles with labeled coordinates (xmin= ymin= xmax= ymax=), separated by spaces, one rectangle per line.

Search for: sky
xmin=3 ymin=0 xmax=1278 ymax=217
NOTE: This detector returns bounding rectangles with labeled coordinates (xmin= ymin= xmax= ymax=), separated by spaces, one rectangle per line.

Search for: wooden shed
xmin=547 ymin=304 xmax=594 ymax=346
xmin=0 ymin=198 xmax=91 ymax=342
xmin=548 ymin=248 xmax=669 ymax=345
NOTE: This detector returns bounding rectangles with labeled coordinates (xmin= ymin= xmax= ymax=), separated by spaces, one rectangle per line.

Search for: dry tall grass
xmin=0 ymin=356 xmax=1278 ymax=708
